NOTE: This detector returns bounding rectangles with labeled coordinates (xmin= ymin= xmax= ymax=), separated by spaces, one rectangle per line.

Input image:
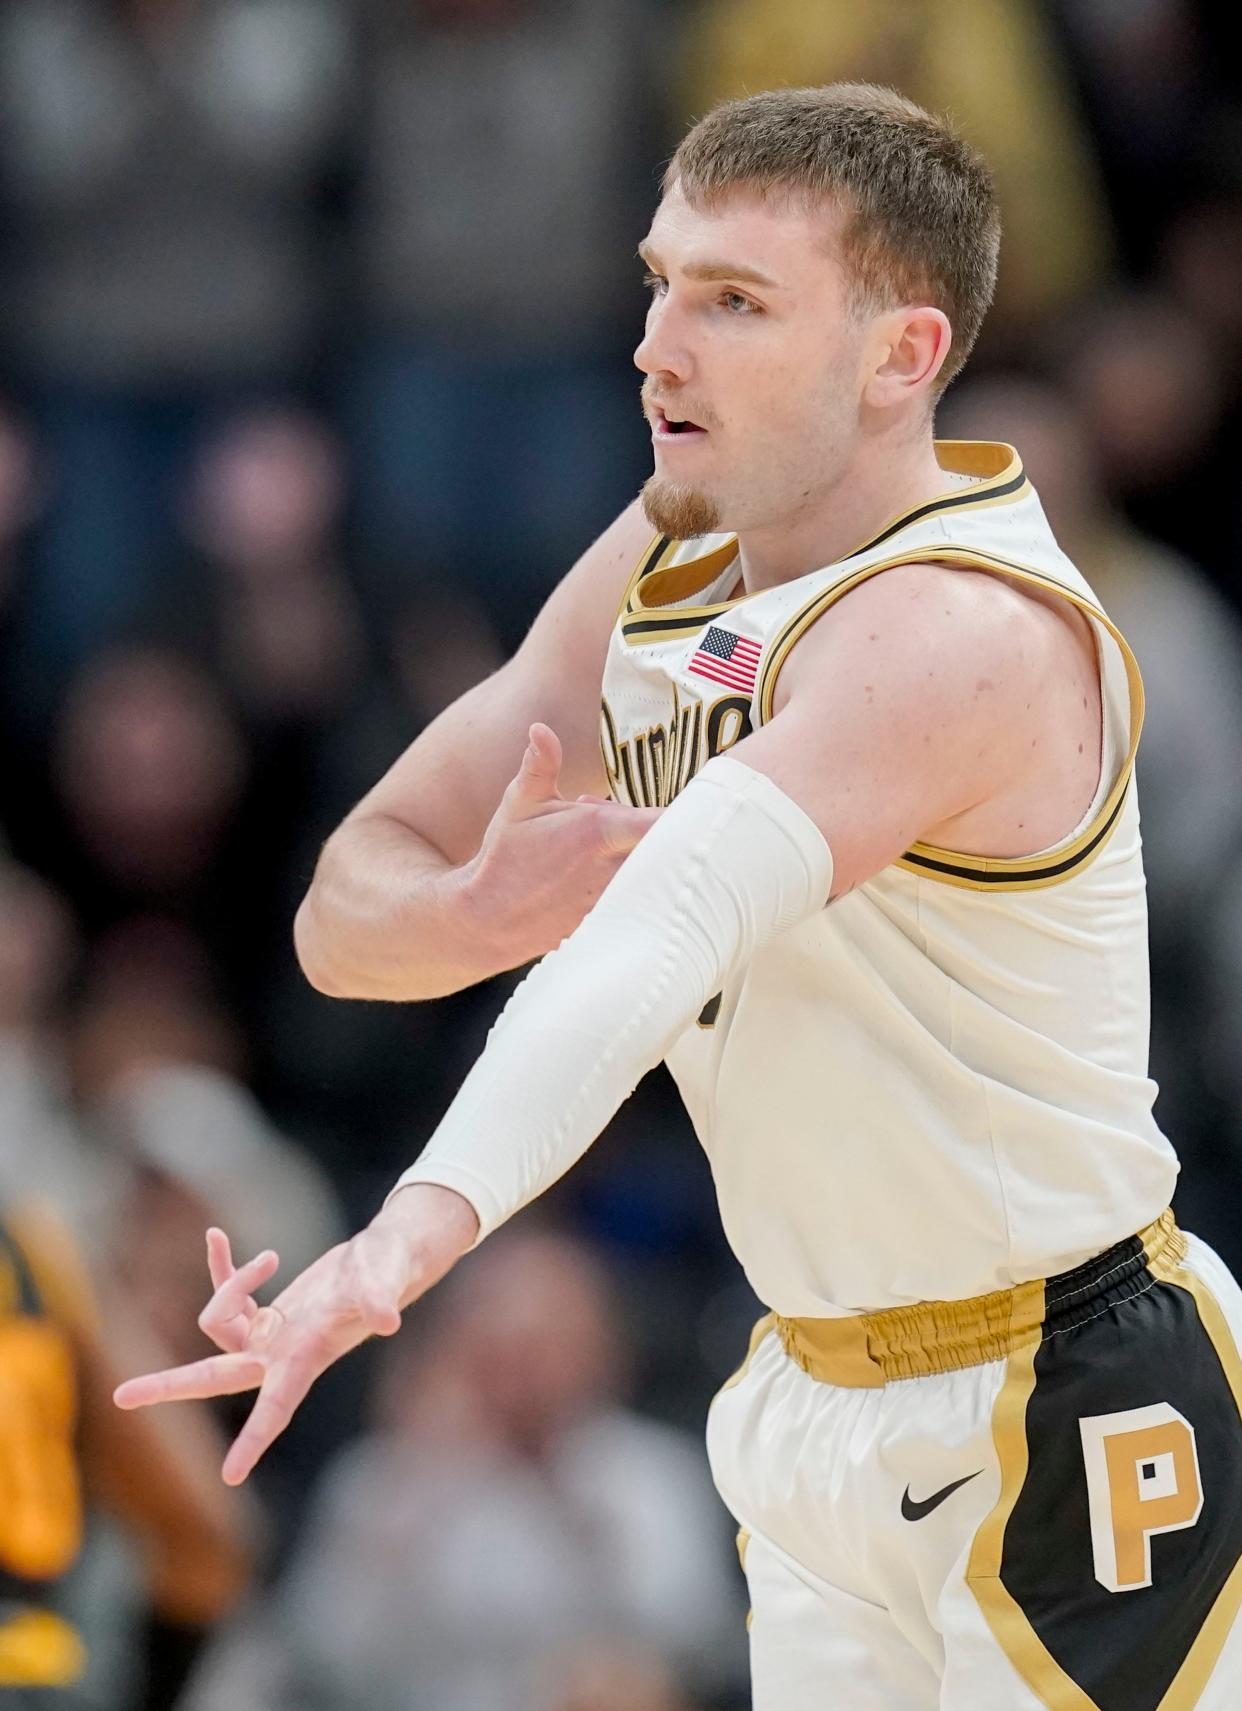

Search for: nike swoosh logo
xmin=901 ymin=1470 xmax=983 ymax=1521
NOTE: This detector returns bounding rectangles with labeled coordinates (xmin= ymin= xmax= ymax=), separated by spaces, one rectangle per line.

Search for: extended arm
xmin=294 ymin=499 xmax=657 ymax=1000
xmin=389 ymin=562 xmax=1068 ymax=1229
xmin=115 ymin=564 xmax=1074 ymax=1481
xmin=389 ymin=755 xmax=833 ymax=1236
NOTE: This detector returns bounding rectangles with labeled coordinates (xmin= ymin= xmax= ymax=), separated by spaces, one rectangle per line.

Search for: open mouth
xmin=655 ymin=407 xmax=708 ymax=439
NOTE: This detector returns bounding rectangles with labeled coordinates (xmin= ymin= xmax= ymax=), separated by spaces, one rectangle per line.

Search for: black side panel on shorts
xmin=999 ymin=1274 xmax=1242 ymax=1711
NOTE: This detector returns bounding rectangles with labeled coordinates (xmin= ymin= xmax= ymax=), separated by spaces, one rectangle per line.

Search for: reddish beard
xmin=640 ymin=475 xmax=721 ymax=539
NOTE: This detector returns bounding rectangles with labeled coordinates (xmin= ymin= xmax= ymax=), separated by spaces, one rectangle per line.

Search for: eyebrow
xmin=637 ymin=242 xmax=780 ymax=290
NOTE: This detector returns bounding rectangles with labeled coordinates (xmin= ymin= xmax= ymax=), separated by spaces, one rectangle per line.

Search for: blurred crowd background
xmin=1 ymin=2 xmax=1240 ymax=1708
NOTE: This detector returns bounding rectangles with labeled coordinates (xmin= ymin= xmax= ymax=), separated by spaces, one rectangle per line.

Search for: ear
xmin=862 ymin=307 xmax=953 ymax=409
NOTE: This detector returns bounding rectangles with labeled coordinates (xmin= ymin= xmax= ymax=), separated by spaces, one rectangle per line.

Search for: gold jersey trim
xmin=614 ymin=532 xmax=678 ymax=625
xmin=618 ymin=441 xmax=1029 ymax=643
xmin=756 ymin=545 xmax=1145 ymax=892
xmin=628 ymin=534 xmax=742 ymax=616
xmin=611 ymin=451 xmax=1139 ymax=891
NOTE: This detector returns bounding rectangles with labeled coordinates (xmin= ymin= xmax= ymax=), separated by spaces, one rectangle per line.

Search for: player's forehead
xmin=641 ymin=180 xmax=851 ymax=297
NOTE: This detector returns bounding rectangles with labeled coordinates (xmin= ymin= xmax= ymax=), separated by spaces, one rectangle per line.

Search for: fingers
xmin=117 ymin=1228 xmax=406 ymax=1487
xmin=221 ymin=1354 xmax=319 ymax=1487
xmin=205 ymin=1228 xmax=264 ymax=1336
xmin=217 ymin=1231 xmax=406 ymax=1483
xmin=595 ymin=804 xmax=664 ymax=855
xmin=199 ymin=1248 xmax=279 ymax=1351
xmin=509 ymin=722 xmax=563 ymax=807
xmin=206 ymin=1227 xmax=234 ymax=1293
xmin=113 ymin=1351 xmax=266 ymax=1410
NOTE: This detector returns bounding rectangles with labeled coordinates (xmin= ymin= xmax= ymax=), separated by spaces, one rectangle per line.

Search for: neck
xmin=734 ymin=435 xmax=956 ymax=594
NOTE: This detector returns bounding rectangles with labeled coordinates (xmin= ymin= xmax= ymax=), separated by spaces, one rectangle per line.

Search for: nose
xmin=634 ymin=299 xmax=692 ymax=385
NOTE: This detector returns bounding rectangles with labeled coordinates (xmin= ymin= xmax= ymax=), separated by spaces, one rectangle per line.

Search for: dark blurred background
xmin=0 ymin=2 xmax=1239 ymax=1707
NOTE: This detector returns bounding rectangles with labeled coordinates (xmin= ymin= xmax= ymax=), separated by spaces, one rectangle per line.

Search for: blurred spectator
xmin=49 ymin=927 xmax=342 ymax=1300
xmin=53 ymin=648 xmax=246 ymax=903
xmin=1206 ymin=861 xmax=1242 ymax=1189
xmin=166 ymin=405 xmax=515 ymax=1174
xmin=1046 ymin=0 xmax=1208 ymax=272
xmin=1158 ymin=202 xmax=1242 ymax=595
xmin=0 ymin=864 xmax=102 ymax=1233
xmin=1053 ymin=291 xmax=1240 ymax=589
xmin=0 ymin=0 xmax=357 ymax=695
xmin=0 ymin=1198 xmax=257 ymax=1711
xmin=173 ymin=407 xmax=371 ymax=976
xmin=675 ymin=0 xmax=1114 ymax=351
xmin=1162 ymin=195 xmax=1242 ymax=357
xmin=0 ymin=863 xmax=74 ymax=1040
xmin=180 ymin=409 xmax=364 ymax=732
xmin=536 ymin=1639 xmax=701 ymax=1711
xmin=0 ymin=870 xmax=262 ymax=1707
xmin=0 ymin=405 xmax=41 ymax=618
xmin=0 ymin=874 xmax=342 ymax=1355
xmin=98 ymin=1062 xmax=352 ymax=1538
xmin=22 ymin=640 xmax=299 ymax=1043
xmin=389 ymin=584 xmax=507 ymax=724
xmin=342 ymin=0 xmax=662 ymax=643
xmin=17 ymin=645 xmax=291 ymax=1027
xmin=54 ymin=934 xmax=356 ymax=1542
xmin=185 ymin=1227 xmax=746 ymax=1711
xmin=1055 ymin=294 xmax=1224 ymax=499
xmin=0 ymin=404 xmax=44 ymax=750
xmin=102 ymin=1064 xmax=343 ymax=1361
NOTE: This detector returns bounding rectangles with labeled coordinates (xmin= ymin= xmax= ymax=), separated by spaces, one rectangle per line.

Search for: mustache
xmin=640 ymin=384 xmax=718 ymax=431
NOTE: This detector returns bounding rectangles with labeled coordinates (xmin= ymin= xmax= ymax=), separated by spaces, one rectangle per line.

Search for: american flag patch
xmin=688 ymin=625 xmax=762 ymax=693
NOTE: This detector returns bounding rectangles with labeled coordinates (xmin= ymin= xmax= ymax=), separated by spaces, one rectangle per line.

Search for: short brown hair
xmin=666 ymin=84 xmax=1000 ymax=392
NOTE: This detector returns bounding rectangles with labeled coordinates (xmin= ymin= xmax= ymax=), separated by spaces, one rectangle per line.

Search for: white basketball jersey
xmin=599 ymin=441 xmax=1178 ymax=1316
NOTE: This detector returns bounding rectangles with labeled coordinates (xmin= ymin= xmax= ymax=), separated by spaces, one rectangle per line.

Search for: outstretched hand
xmin=113 ymin=1186 xmax=478 ymax=1484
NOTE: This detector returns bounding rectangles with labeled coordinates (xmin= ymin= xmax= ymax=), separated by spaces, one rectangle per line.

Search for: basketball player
xmin=114 ymin=86 xmax=1242 ymax=1708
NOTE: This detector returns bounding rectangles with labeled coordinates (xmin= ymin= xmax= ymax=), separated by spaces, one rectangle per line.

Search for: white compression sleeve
xmin=387 ymin=754 xmax=833 ymax=1240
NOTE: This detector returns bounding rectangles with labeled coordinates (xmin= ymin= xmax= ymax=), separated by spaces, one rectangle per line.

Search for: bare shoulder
xmin=773 ymin=560 xmax=1073 ymax=723
xmin=741 ymin=560 xmax=1101 ymax=888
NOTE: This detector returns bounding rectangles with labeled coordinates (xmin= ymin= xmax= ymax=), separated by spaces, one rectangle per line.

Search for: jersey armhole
xmin=754 ymin=547 xmax=1146 ymax=893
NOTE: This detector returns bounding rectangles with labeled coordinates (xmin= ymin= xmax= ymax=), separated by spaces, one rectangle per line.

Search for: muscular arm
xmin=294 ymin=500 xmax=657 ymax=1001
xmin=388 ymin=563 xmax=1070 ymax=1229
xmin=114 ymin=565 xmax=1091 ymax=1486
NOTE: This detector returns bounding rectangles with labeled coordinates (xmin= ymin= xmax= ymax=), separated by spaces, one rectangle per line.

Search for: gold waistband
xmin=774 ymin=1210 xmax=1185 ymax=1388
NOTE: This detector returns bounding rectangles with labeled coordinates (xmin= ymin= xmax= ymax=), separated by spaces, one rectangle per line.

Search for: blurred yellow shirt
xmin=677 ymin=0 xmax=1112 ymax=336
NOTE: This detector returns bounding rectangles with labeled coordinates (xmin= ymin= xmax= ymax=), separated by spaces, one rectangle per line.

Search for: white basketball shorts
xmin=705 ymin=1213 xmax=1242 ymax=1710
